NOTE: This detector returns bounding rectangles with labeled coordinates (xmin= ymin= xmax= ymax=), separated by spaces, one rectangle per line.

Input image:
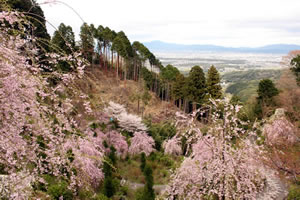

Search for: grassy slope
xmin=71 ymin=66 xmax=180 ymax=129
xmin=223 ymin=69 xmax=282 ymax=101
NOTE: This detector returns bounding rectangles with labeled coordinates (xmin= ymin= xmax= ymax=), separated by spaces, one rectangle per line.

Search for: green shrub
xmin=140 ymin=152 xmax=146 ymax=172
xmin=47 ymin=181 xmax=73 ymax=200
xmin=89 ymin=122 xmax=100 ymax=130
xmin=146 ymin=121 xmax=176 ymax=151
xmin=0 ymin=163 xmax=7 ymax=174
xmin=288 ymin=184 xmax=300 ymax=200
xmin=92 ymin=193 xmax=110 ymax=200
xmin=78 ymin=188 xmax=94 ymax=200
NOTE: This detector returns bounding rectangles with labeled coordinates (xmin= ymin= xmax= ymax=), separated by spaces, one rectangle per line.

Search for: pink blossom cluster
xmin=174 ymin=110 xmax=202 ymax=155
xmin=105 ymin=130 xmax=129 ymax=158
xmin=0 ymin=10 xmax=91 ymax=198
xmin=129 ymin=132 xmax=155 ymax=156
xmin=63 ymin=137 xmax=104 ymax=187
xmin=86 ymin=128 xmax=129 ymax=158
xmin=163 ymin=137 xmax=182 ymax=156
xmin=166 ymin=100 xmax=279 ymax=199
xmin=264 ymin=118 xmax=298 ymax=145
xmin=0 ymin=171 xmax=35 ymax=200
xmin=105 ymin=101 xmax=147 ymax=132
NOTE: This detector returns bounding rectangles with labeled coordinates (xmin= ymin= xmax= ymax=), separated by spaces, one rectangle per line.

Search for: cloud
xmin=38 ymin=0 xmax=300 ymax=47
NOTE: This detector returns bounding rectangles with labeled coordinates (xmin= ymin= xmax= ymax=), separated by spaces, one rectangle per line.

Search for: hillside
xmin=1 ymin=2 xmax=300 ymax=200
xmin=223 ymin=69 xmax=282 ymax=101
xmin=73 ymin=66 xmax=179 ymax=126
xmin=144 ymin=40 xmax=300 ymax=54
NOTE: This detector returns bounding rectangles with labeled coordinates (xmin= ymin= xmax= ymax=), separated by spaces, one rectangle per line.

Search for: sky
xmin=37 ymin=0 xmax=300 ymax=48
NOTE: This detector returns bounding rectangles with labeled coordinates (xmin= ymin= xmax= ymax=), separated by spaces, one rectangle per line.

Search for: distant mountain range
xmin=143 ymin=41 xmax=300 ymax=54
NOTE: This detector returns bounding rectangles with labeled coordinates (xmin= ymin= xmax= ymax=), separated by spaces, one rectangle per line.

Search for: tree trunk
xmin=179 ymin=99 xmax=182 ymax=110
xmin=117 ymin=53 xmax=119 ymax=79
xmin=111 ymin=50 xmax=113 ymax=75
xmin=137 ymin=98 xmax=140 ymax=113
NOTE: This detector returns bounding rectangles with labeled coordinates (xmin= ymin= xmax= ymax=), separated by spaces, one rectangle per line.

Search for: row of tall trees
xmin=51 ymin=21 xmax=223 ymax=113
xmin=173 ymin=65 xmax=222 ymax=112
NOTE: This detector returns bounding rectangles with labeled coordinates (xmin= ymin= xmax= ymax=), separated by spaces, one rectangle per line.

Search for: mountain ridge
xmin=143 ymin=40 xmax=300 ymax=54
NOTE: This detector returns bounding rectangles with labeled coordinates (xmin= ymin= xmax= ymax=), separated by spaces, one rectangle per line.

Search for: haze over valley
xmin=144 ymin=41 xmax=298 ymax=73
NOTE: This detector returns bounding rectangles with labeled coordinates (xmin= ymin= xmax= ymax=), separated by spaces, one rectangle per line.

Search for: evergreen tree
xmin=207 ymin=65 xmax=222 ymax=99
xmin=108 ymin=146 xmax=117 ymax=165
xmin=257 ymin=79 xmax=279 ymax=100
xmin=139 ymin=165 xmax=155 ymax=200
xmin=230 ymin=95 xmax=241 ymax=106
xmin=51 ymin=23 xmax=76 ymax=72
xmin=172 ymin=73 xmax=186 ymax=108
xmin=185 ymin=65 xmax=207 ymax=109
xmin=140 ymin=152 xmax=146 ymax=172
xmin=161 ymin=64 xmax=180 ymax=82
xmin=79 ymin=23 xmax=94 ymax=62
xmin=255 ymin=79 xmax=279 ymax=119
xmin=103 ymin=146 xmax=117 ymax=198
xmin=51 ymin=23 xmax=75 ymax=54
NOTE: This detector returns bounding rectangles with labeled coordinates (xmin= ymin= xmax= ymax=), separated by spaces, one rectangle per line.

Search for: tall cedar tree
xmin=255 ymin=79 xmax=279 ymax=119
xmin=52 ymin=23 xmax=75 ymax=54
xmin=186 ymin=65 xmax=207 ymax=106
xmin=207 ymin=65 xmax=222 ymax=99
xmin=51 ymin=23 xmax=76 ymax=72
xmin=172 ymin=73 xmax=186 ymax=108
xmin=161 ymin=64 xmax=180 ymax=101
xmin=141 ymin=165 xmax=155 ymax=200
xmin=103 ymin=146 xmax=117 ymax=198
xmin=79 ymin=23 xmax=94 ymax=62
xmin=257 ymin=79 xmax=279 ymax=101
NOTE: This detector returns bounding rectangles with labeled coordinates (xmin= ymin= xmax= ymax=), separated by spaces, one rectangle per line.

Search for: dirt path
xmin=125 ymin=180 xmax=167 ymax=194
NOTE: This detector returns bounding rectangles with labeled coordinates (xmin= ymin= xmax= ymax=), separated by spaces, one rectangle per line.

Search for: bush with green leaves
xmin=146 ymin=121 xmax=176 ymax=151
xmin=287 ymin=183 xmax=300 ymax=200
xmin=47 ymin=181 xmax=73 ymax=200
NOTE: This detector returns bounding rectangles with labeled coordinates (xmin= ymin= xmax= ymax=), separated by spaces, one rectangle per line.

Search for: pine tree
xmin=185 ymin=65 xmax=207 ymax=110
xmin=51 ymin=23 xmax=75 ymax=54
xmin=207 ymin=65 xmax=222 ymax=99
xmin=257 ymin=79 xmax=279 ymax=100
xmin=79 ymin=23 xmax=94 ymax=63
xmin=172 ymin=73 xmax=186 ymax=109
xmin=256 ymin=79 xmax=279 ymax=119
xmin=51 ymin=23 xmax=76 ymax=72
xmin=140 ymin=152 xmax=146 ymax=172
xmin=141 ymin=165 xmax=155 ymax=200
xmin=103 ymin=146 xmax=117 ymax=198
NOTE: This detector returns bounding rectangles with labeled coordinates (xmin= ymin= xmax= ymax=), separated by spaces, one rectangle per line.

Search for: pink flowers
xmin=0 ymin=10 xmax=91 ymax=197
xmin=129 ymin=132 xmax=155 ymax=156
xmin=264 ymin=118 xmax=297 ymax=145
xmin=163 ymin=137 xmax=182 ymax=156
xmin=105 ymin=101 xmax=147 ymax=132
xmin=64 ymin=138 xmax=104 ymax=187
xmin=166 ymin=100 xmax=279 ymax=199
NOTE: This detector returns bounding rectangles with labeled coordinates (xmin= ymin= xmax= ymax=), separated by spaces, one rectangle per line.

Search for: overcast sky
xmin=38 ymin=0 xmax=300 ymax=47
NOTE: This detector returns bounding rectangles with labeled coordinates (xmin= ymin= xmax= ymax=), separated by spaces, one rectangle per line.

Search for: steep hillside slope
xmin=73 ymin=66 xmax=179 ymax=126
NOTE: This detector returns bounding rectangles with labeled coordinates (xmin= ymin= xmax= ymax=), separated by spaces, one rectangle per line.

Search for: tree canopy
xmin=257 ymin=79 xmax=279 ymax=100
xmin=51 ymin=23 xmax=75 ymax=54
xmin=207 ymin=65 xmax=222 ymax=99
xmin=185 ymin=65 xmax=207 ymax=104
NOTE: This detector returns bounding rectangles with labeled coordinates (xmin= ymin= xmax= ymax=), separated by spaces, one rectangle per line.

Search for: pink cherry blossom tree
xmin=129 ymin=132 xmax=155 ymax=156
xmin=0 ymin=10 xmax=94 ymax=198
xmin=163 ymin=137 xmax=182 ymax=156
xmin=166 ymin=99 xmax=280 ymax=199
xmin=104 ymin=101 xmax=147 ymax=132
